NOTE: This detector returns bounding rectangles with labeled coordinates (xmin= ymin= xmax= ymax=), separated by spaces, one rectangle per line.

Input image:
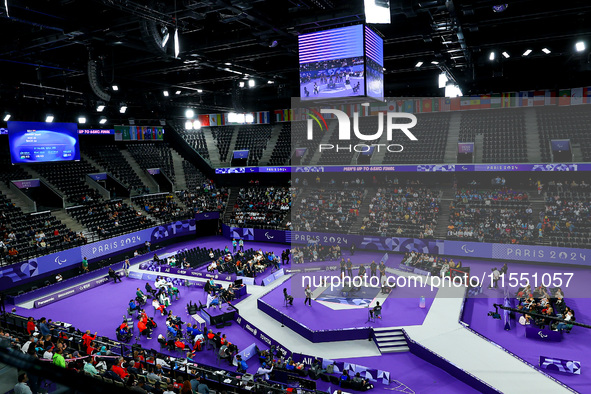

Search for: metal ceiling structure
xmin=0 ymin=0 xmax=590 ymax=124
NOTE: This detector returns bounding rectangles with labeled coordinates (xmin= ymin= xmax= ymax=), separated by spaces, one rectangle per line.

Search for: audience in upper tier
xmin=229 ymin=186 xmax=290 ymax=229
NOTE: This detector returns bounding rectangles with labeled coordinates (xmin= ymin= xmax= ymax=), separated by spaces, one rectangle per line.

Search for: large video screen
xmin=365 ymin=26 xmax=384 ymax=99
xmin=299 ymin=25 xmax=365 ymax=100
xmin=8 ymin=121 xmax=80 ymax=164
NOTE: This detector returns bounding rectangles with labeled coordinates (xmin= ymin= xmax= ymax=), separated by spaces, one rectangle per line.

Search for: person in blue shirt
xmin=129 ymin=299 xmax=140 ymax=311
xmin=238 ymin=239 xmax=244 ymax=252
xmin=38 ymin=318 xmax=51 ymax=337
xmin=236 ymin=355 xmax=248 ymax=373
xmin=232 ymin=239 xmax=237 ymax=254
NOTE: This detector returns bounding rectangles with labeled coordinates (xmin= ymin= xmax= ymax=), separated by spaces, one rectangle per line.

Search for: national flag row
xmin=196 ymin=111 xmax=271 ymax=127
xmin=282 ymin=87 xmax=591 ymax=120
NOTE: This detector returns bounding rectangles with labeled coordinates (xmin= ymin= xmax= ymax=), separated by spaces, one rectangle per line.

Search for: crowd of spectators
xmin=0 ymin=194 xmax=84 ymax=263
xmin=229 ymin=187 xmax=290 ymax=229
xmin=291 ymin=178 xmax=363 ymax=233
xmin=539 ymin=179 xmax=591 ymax=248
xmin=361 ymin=181 xmax=440 ymax=238
xmin=447 ymin=187 xmax=535 ymax=244
xmin=134 ymin=194 xmax=193 ymax=223
xmin=176 ymin=181 xmax=228 ymax=214
xmin=516 ymin=284 xmax=576 ymax=332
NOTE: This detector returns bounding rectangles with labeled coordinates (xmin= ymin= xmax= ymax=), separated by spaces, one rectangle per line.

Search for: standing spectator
xmin=14 ymin=373 xmax=32 ymax=394
xmin=81 ymin=257 xmax=89 ymax=273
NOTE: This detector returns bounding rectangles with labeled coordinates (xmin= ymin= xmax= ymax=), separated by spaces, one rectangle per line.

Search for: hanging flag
xmin=533 ymin=91 xmax=545 ymax=106
xmin=199 ymin=115 xmax=210 ymax=127
xmin=450 ymin=97 xmax=461 ymax=111
xmin=545 ymin=90 xmax=557 ymax=106
xmin=584 ymin=87 xmax=591 ymax=104
xmin=558 ymin=89 xmax=571 ymax=106
xmin=432 ymin=98 xmax=440 ymax=112
xmin=490 ymin=94 xmax=501 ymax=109
xmin=421 ymin=98 xmax=432 ymax=113
xmin=441 ymin=97 xmax=451 ymax=112
xmin=209 ymin=114 xmax=218 ymax=126
xmin=274 ymin=110 xmax=283 ymax=122
xmin=518 ymin=91 xmax=532 ymax=107
xmin=461 ymin=96 xmax=480 ymax=110
xmin=571 ymin=87 xmax=584 ymax=105
xmin=480 ymin=95 xmax=491 ymax=109
xmin=403 ymin=100 xmax=414 ymax=113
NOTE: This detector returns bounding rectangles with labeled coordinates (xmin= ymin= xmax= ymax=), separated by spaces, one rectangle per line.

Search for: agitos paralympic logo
xmin=306 ymin=102 xmax=418 ymax=153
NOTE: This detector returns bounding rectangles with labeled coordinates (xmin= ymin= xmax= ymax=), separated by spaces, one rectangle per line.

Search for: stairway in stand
xmin=373 ymin=327 xmax=409 ymax=353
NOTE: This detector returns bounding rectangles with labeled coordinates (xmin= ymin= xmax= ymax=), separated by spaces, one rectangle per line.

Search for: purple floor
xmin=13 ymin=277 xmax=268 ymax=374
xmin=20 ymin=236 xmax=588 ymax=393
xmin=461 ymin=260 xmax=591 ymax=393
xmin=168 ymin=236 xmax=290 ymax=285
xmin=334 ymin=353 xmax=480 ymax=394
xmin=260 ymin=275 xmax=437 ymax=330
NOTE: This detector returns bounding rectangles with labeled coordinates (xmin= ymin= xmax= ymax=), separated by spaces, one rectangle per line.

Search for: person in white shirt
xmin=43 ymin=347 xmax=53 ymax=360
xmin=21 ymin=337 xmax=34 ymax=354
xmin=256 ymin=363 xmax=273 ymax=380
xmin=14 ymin=373 xmax=33 ymax=394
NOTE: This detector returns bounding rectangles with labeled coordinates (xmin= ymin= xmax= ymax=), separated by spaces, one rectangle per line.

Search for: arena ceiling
xmin=0 ymin=0 xmax=590 ymax=122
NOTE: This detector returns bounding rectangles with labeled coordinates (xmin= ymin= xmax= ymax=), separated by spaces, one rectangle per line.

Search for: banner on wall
xmin=216 ymin=163 xmax=591 ymax=175
xmin=221 ymin=225 xmax=591 ymax=266
xmin=0 ymin=219 xmax=200 ymax=290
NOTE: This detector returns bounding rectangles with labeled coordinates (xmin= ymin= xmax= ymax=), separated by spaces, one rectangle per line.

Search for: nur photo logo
xmin=306 ymin=102 xmax=419 ymax=153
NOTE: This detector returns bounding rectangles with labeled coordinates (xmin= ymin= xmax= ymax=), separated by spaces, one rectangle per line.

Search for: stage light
xmin=364 ymin=0 xmax=391 ymax=24
xmin=175 ymin=90 xmax=181 ymax=95
xmin=96 ymin=102 xmax=105 ymax=112
xmin=161 ymin=26 xmax=169 ymax=47
xmin=193 ymin=120 xmax=201 ymax=130
xmin=489 ymin=51 xmax=495 ymax=61
xmin=236 ymin=113 xmax=245 ymax=123
xmin=174 ymin=28 xmax=179 ymax=58
xmin=228 ymin=112 xmax=236 ymax=123
xmin=119 ymin=104 xmax=127 ymax=114
xmin=184 ymin=120 xmax=193 ymax=130
xmin=431 ymin=61 xmax=439 ymax=65
xmin=542 ymin=48 xmax=551 ymax=54
xmin=438 ymin=73 xmax=448 ymax=89
xmin=445 ymin=84 xmax=462 ymax=98
xmin=224 ymin=62 xmax=232 ymax=66
xmin=248 ymin=79 xmax=255 ymax=88
xmin=415 ymin=61 xmax=423 ymax=68
xmin=522 ymin=49 xmax=532 ymax=56
xmin=78 ymin=116 xmax=87 ymax=124
xmin=267 ymin=80 xmax=274 ymax=84
xmin=163 ymin=90 xmax=169 ymax=97
xmin=239 ymin=81 xmax=245 ymax=88
xmin=245 ymin=114 xmax=254 ymax=124
xmin=197 ymin=89 xmax=203 ymax=93
xmin=45 ymin=115 xmax=54 ymax=123
xmin=185 ymin=109 xmax=195 ymax=119
xmin=3 ymin=113 xmax=11 ymax=121
xmin=502 ymin=51 xmax=510 ymax=58
xmin=576 ymin=41 xmax=586 ymax=52
xmin=99 ymin=116 xmax=107 ymax=125
xmin=112 ymin=85 xmax=119 ymax=91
